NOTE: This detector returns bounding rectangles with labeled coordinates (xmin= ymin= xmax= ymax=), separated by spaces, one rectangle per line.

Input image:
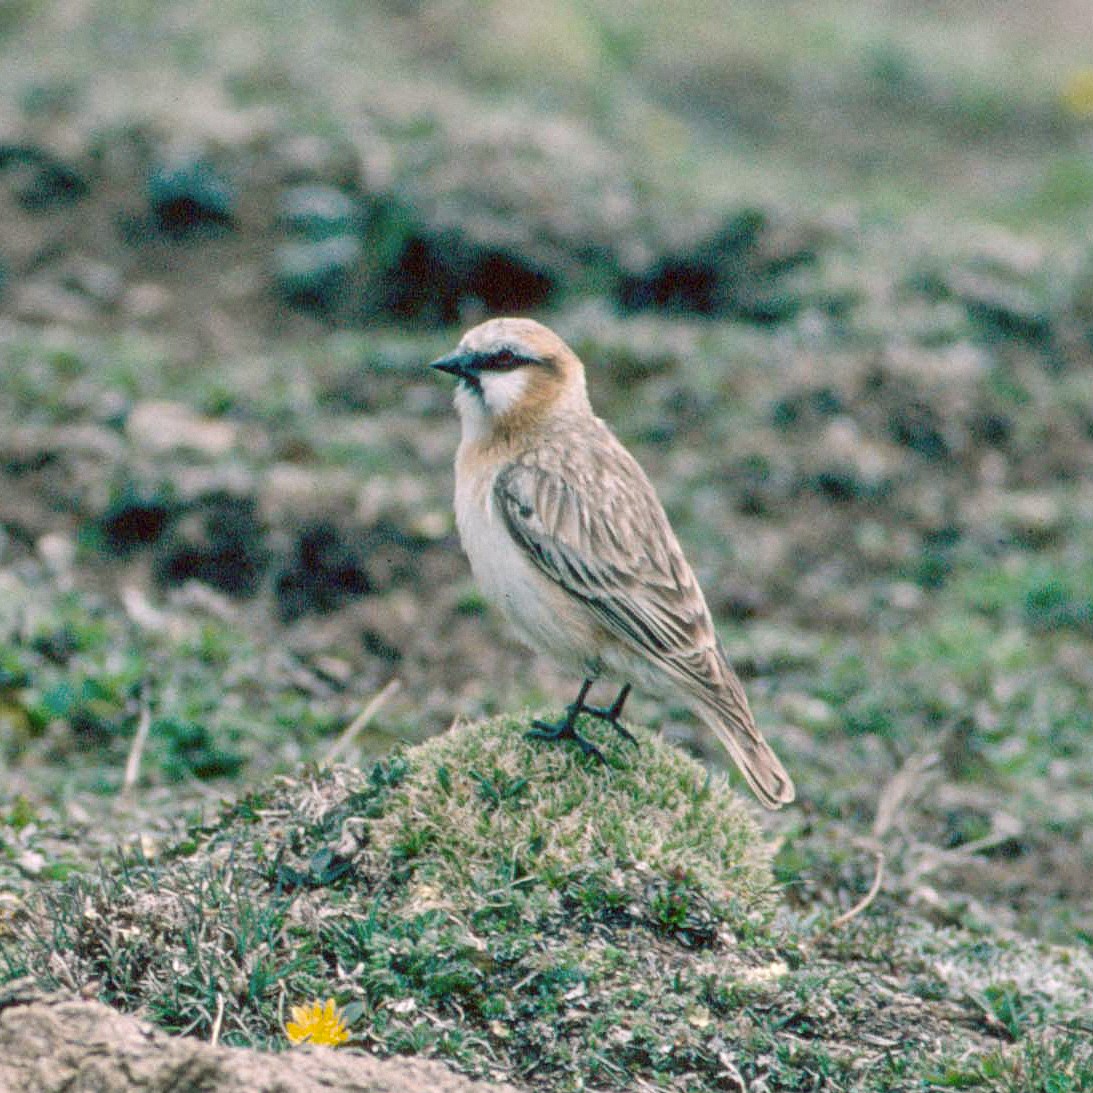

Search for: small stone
xmin=977 ymin=451 xmax=1008 ymax=488
xmin=854 ymin=521 xmax=888 ymax=559
xmin=279 ymin=185 xmax=359 ymax=241
xmin=15 ymin=849 xmax=46 ymax=877
xmin=36 ymin=532 xmax=75 ymax=573
xmin=259 ymin=465 xmax=358 ymax=520
xmin=61 ymin=258 xmax=124 ymax=307
xmin=409 ymin=510 xmax=450 ymax=541
xmin=13 ymin=281 xmax=98 ymax=325
xmin=741 ymin=961 xmax=789 ymax=984
xmin=126 ymin=401 xmax=238 ymax=457
xmin=123 ymin=282 xmax=173 ymax=323
xmin=1003 ymin=492 xmax=1065 ymax=547
xmin=888 ymin=581 xmax=924 ymax=610
xmin=120 ymin=585 xmax=169 ymax=631
xmin=777 ymin=693 xmax=835 ymax=731
xmin=313 ymin=655 xmax=353 ymax=687
xmin=946 ymin=263 xmax=1055 ymax=346
xmin=275 ymin=134 xmax=363 ymax=189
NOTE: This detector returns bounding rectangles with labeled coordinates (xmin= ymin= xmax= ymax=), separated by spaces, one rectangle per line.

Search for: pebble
xmin=279 ymin=185 xmax=358 ymax=240
xmin=259 ymin=464 xmax=358 ymax=519
xmin=36 ymin=532 xmax=76 ymax=573
xmin=122 ymin=282 xmax=173 ymax=323
xmin=125 ymin=400 xmax=238 ymax=457
xmin=274 ymin=236 xmax=362 ymax=311
xmin=1004 ymin=492 xmax=1064 ymax=544
xmin=13 ymin=280 xmax=98 ymax=325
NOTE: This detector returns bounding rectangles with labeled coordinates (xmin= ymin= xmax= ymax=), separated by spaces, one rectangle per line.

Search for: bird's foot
xmin=579 ymin=685 xmax=638 ymax=747
xmin=526 ymin=706 xmax=606 ymax=764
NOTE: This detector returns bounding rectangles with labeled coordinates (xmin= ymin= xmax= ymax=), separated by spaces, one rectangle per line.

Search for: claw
xmin=526 ymin=708 xmax=607 ymax=764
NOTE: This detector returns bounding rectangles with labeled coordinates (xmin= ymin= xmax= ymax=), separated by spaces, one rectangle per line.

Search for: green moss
xmin=361 ymin=716 xmax=772 ymax=921
xmin=150 ymin=717 xmax=245 ymax=782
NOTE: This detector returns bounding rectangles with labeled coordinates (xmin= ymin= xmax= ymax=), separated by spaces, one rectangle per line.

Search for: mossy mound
xmin=13 ymin=715 xmax=777 ymax=1086
xmin=357 ymin=714 xmax=775 ymax=929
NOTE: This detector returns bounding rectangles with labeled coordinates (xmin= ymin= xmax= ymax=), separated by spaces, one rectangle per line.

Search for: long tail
xmin=691 ymin=662 xmax=795 ymax=809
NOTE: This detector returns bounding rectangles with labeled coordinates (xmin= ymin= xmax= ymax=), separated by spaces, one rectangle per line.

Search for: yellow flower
xmin=285 ymin=998 xmax=350 ymax=1047
xmin=1061 ymin=68 xmax=1093 ymax=118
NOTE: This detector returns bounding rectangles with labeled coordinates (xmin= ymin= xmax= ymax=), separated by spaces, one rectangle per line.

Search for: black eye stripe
xmin=474 ymin=348 xmax=535 ymax=372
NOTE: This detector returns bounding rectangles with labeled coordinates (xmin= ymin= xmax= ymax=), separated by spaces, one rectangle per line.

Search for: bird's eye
xmin=478 ymin=347 xmax=533 ymax=371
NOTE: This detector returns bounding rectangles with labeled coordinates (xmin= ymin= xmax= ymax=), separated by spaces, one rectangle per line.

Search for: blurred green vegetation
xmin=1 ymin=0 xmax=1091 ymax=230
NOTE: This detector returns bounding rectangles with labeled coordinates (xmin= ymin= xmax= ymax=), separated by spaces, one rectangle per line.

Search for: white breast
xmin=454 ymin=462 xmax=602 ymax=675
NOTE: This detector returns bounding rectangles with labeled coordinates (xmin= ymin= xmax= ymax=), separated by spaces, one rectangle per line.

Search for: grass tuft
xmin=6 ymin=717 xmax=1093 ymax=1088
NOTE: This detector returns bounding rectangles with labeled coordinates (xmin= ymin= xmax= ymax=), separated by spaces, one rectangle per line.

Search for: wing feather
xmin=492 ymin=436 xmax=718 ymax=692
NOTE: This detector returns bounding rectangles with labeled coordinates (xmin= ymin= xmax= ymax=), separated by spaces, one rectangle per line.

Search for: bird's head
xmin=430 ymin=318 xmax=588 ymax=441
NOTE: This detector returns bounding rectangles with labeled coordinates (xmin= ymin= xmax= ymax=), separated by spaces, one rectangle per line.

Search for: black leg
xmin=526 ymin=679 xmax=606 ymax=763
xmin=580 ymin=684 xmax=638 ymax=746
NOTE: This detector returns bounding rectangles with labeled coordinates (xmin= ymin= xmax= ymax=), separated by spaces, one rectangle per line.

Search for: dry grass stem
xmin=829 ymin=847 xmax=886 ymax=931
xmin=121 ymin=693 xmax=152 ymax=794
xmin=210 ymin=991 xmax=225 ymax=1047
xmin=322 ymin=678 xmax=401 ymax=765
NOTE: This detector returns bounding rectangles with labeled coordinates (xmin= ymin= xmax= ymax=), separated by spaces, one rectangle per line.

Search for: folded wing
xmin=493 ymin=447 xmax=717 ymax=689
xmin=493 ymin=439 xmax=795 ymax=808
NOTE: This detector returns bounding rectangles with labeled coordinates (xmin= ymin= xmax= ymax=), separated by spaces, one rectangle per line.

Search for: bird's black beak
xmin=430 ymin=351 xmax=477 ymax=383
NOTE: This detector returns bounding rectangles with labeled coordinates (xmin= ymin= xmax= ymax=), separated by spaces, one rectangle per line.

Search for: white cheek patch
xmin=479 ymin=369 xmax=529 ymax=417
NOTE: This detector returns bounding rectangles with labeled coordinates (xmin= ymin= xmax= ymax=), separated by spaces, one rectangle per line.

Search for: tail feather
xmin=692 ymin=677 xmax=795 ymax=809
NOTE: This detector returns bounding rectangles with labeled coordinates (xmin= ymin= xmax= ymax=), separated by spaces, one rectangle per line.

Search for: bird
xmin=431 ymin=317 xmax=795 ymax=809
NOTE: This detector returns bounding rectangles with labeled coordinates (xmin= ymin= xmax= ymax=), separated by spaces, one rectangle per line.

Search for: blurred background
xmin=1 ymin=0 xmax=1091 ymax=949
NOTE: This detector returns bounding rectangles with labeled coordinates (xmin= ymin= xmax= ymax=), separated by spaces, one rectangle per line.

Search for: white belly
xmin=455 ymin=468 xmax=602 ymax=675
